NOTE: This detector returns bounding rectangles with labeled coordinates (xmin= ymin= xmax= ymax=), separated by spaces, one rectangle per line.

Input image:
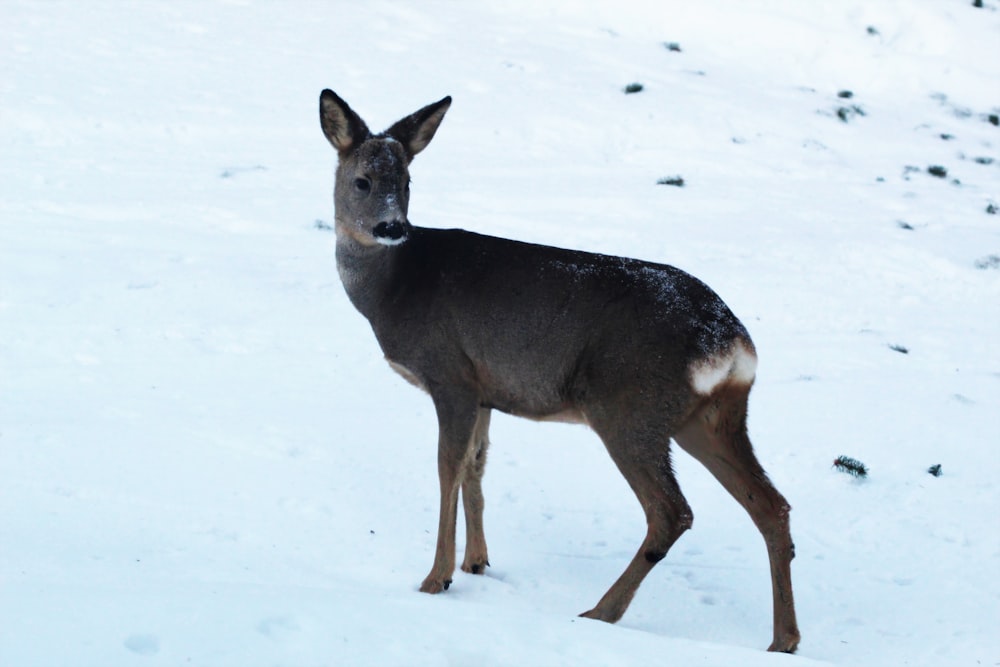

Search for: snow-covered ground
xmin=2 ymin=1 xmax=998 ymax=665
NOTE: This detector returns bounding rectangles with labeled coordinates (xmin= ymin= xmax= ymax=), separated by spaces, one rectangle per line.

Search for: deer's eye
xmin=354 ymin=177 xmax=371 ymax=193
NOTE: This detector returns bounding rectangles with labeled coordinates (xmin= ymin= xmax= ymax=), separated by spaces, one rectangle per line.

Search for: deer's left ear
xmin=385 ymin=96 xmax=452 ymax=159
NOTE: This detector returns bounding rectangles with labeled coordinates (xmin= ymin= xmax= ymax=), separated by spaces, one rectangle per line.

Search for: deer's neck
xmin=335 ymin=231 xmax=403 ymax=319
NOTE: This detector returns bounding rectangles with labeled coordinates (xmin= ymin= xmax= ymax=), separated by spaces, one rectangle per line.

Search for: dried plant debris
xmin=657 ymin=176 xmax=685 ymax=187
xmin=931 ymin=93 xmax=999 ymax=126
xmin=837 ymin=105 xmax=866 ymax=122
xmin=833 ymin=456 xmax=869 ymax=478
xmin=974 ymin=254 xmax=1000 ymax=269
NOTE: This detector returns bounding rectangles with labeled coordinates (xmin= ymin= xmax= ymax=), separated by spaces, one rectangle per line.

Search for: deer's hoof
xmin=461 ymin=559 xmax=489 ymax=575
xmin=419 ymin=577 xmax=452 ymax=594
xmin=578 ymin=607 xmax=618 ymax=624
xmin=767 ymin=632 xmax=801 ymax=654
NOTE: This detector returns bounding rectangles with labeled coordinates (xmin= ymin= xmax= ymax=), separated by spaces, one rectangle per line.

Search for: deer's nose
xmin=372 ymin=220 xmax=407 ymax=244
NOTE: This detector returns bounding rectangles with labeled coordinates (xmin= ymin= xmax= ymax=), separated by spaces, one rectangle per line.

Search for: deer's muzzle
xmin=372 ymin=220 xmax=408 ymax=245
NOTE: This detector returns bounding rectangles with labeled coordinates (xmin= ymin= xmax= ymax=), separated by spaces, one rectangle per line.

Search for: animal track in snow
xmin=123 ymin=633 xmax=160 ymax=656
xmin=257 ymin=615 xmax=300 ymax=639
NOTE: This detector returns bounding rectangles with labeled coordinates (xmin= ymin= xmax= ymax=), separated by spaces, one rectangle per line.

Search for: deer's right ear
xmin=320 ymin=89 xmax=370 ymax=154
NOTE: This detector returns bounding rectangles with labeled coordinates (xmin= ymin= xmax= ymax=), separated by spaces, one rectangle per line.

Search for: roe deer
xmin=319 ymin=89 xmax=800 ymax=653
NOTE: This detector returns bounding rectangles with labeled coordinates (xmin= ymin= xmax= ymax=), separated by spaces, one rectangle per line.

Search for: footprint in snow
xmin=123 ymin=633 xmax=160 ymax=656
xmin=258 ymin=615 xmax=300 ymax=639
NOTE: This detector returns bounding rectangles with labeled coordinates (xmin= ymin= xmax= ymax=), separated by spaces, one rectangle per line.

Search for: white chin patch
xmin=374 ymin=234 xmax=406 ymax=246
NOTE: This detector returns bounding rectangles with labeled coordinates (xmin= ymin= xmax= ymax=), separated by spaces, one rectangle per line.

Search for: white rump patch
xmin=688 ymin=340 xmax=758 ymax=395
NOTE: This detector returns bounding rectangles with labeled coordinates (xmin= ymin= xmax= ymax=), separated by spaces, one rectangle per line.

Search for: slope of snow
xmin=2 ymin=1 xmax=998 ymax=665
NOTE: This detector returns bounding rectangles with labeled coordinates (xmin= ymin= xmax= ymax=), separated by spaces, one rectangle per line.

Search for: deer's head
xmin=320 ymin=90 xmax=451 ymax=248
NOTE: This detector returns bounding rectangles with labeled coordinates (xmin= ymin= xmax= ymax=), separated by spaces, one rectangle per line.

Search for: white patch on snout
xmin=688 ymin=340 xmax=758 ymax=395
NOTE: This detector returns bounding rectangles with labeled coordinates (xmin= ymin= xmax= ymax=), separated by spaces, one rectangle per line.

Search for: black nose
xmin=373 ymin=220 xmax=406 ymax=241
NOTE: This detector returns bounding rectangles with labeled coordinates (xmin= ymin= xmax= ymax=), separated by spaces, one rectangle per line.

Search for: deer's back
xmin=365 ymin=227 xmax=753 ymax=421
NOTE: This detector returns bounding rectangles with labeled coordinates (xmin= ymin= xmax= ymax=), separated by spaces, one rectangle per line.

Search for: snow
xmin=2 ymin=1 xmax=998 ymax=665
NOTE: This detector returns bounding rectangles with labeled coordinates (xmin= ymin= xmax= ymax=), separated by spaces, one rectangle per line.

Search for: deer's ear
xmin=385 ymin=96 xmax=452 ymax=159
xmin=320 ymin=89 xmax=370 ymax=154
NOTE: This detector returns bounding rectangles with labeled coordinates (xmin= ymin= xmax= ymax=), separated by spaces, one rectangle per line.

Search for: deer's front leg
xmin=420 ymin=389 xmax=480 ymax=594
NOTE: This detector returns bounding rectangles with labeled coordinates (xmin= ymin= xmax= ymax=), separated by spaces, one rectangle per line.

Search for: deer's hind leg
xmin=674 ymin=383 xmax=800 ymax=653
xmin=461 ymin=408 xmax=491 ymax=575
xmin=580 ymin=416 xmax=693 ymax=624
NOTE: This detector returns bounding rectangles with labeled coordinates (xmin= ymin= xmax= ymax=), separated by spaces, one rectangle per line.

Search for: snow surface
xmin=2 ymin=1 xmax=998 ymax=665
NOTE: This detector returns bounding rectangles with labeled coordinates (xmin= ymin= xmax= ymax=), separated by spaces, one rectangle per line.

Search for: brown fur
xmin=319 ymin=89 xmax=800 ymax=653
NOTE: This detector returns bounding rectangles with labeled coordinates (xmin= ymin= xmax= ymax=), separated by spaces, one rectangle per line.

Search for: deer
xmin=319 ymin=89 xmax=801 ymax=653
